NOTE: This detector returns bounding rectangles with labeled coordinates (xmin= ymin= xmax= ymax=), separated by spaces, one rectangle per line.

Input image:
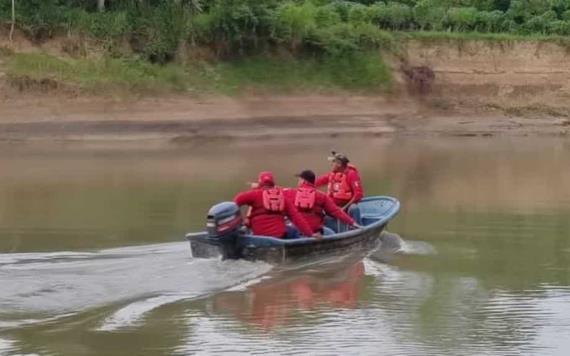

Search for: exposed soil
xmin=1 ymin=94 xmax=568 ymax=142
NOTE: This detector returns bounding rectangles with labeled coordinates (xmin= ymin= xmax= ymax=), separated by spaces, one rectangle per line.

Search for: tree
xmin=97 ymin=0 xmax=105 ymax=12
xmin=447 ymin=7 xmax=479 ymax=31
xmin=9 ymin=0 xmax=15 ymax=44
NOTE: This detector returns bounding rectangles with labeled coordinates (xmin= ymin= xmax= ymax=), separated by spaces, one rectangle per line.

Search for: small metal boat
xmin=186 ymin=196 xmax=400 ymax=263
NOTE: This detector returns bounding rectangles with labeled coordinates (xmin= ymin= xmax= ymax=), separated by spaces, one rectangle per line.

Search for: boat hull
xmin=240 ymin=223 xmax=386 ymax=263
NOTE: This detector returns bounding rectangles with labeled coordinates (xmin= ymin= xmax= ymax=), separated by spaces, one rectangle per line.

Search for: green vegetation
xmin=0 ymin=0 xmax=397 ymax=61
xmin=2 ymin=1 xmax=570 ymax=55
xmin=5 ymin=52 xmax=190 ymax=93
xmin=5 ymin=52 xmax=391 ymax=94
xmin=2 ymin=0 xmax=570 ymax=93
xmin=400 ymin=30 xmax=570 ymax=44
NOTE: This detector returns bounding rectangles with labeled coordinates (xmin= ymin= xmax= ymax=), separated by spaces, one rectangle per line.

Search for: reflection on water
xmin=1 ymin=137 xmax=570 ymax=355
xmin=211 ymin=258 xmax=366 ymax=330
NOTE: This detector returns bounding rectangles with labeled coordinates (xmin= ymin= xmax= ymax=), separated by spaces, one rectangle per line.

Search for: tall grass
xmin=6 ymin=53 xmax=190 ymax=93
xmin=399 ymin=31 xmax=570 ymax=48
xmin=213 ymin=53 xmax=392 ymax=93
xmin=5 ymin=52 xmax=392 ymax=94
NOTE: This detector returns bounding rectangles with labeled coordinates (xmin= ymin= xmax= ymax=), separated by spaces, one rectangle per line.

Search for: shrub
xmin=414 ymin=1 xmax=447 ymax=31
xmin=13 ymin=0 xmax=69 ymax=41
xmin=369 ymin=2 xmax=414 ymax=30
xmin=274 ymin=1 xmax=317 ymax=50
xmin=520 ymin=10 xmax=557 ymax=34
xmin=309 ymin=23 xmax=360 ymax=56
xmin=384 ymin=2 xmax=414 ymax=30
xmin=314 ymin=5 xmax=342 ymax=27
xmin=550 ymin=20 xmax=570 ymax=35
xmin=327 ymin=1 xmax=354 ymax=22
xmin=475 ymin=10 xmax=505 ymax=32
xmin=309 ymin=22 xmax=394 ymax=56
xmin=190 ymin=0 xmax=274 ymax=57
xmin=69 ymin=9 xmax=131 ymax=39
xmin=368 ymin=3 xmax=389 ymax=28
xmin=348 ymin=3 xmax=370 ymax=24
xmin=446 ymin=7 xmax=479 ymax=31
xmin=128 ymin=2 xmax=193 ymax=63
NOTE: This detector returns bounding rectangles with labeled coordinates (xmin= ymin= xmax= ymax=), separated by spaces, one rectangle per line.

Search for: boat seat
xmin=348 ymin=204 xmax=362 ymax=225
xmin=323 ymin=227 xmax=335 ymax=236
xmin=361 ymin=215 xmax=379 ymax=226
xmin=324 ymin=204 xmax=363 ymax=233
xmin=324 ymin=216 xmax=344 ymax=233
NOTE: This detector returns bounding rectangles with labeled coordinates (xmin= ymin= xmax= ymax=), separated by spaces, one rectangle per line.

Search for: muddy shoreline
xmin=0 ymin=95 xmax=569 ymax=143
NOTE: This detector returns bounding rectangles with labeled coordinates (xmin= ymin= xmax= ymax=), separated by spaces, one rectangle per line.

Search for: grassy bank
xmin=4 ymin=28 xmax=569 ymax=96
xmin=3 ymin=0 xmax=570 ymax=96
xmin=399 ymin=31 xmax=570 ymax=47
xmin=1 ymin=51 xmax=392 ymax=95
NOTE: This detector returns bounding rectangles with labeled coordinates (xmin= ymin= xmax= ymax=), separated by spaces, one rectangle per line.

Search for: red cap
xmin=258 ymin=171 xmax=275 ymax=186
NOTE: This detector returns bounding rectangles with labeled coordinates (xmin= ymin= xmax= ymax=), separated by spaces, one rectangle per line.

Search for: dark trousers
xmin=284 ymin=225 xmax=301 ymax=239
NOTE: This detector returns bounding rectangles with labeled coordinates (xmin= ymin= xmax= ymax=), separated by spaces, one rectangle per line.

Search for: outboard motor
xmin=206 ymin=202 xmax=243 ymax=259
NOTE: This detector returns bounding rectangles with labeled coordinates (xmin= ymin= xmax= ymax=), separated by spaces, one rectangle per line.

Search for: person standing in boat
xmin=234 ymin=171 xmax=315 ymax=239
xmin=285 ymin=170 xmax=360 ymax=235
xmin=315 ymin=151 xmax=364 ymax=226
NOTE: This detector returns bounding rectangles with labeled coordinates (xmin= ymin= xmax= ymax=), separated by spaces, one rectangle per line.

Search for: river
xmin=1 ymin=137 xmax=570 ymax=355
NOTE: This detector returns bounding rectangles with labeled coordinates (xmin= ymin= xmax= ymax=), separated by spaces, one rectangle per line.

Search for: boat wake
xmin=1 ymin=234 xmax=432 ymax=333
xmin=399 ymin=239 xmax=437 ymax=256
xmin=0 ymin=338 xmax=14 ymax=356
xmin=0 ymin=242 xmax=272 ymax=331
xmin=367 ymin=231 xmax=436 ymax=265
xmin=98 ymin=294 xmax=197 ymax=331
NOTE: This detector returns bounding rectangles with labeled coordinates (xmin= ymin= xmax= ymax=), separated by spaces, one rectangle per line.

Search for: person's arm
xmin=315 ymin=174 xmax=329 ymax=188
xmin=323 ymin=195 xmax=355 ymax=226
xmin=285 ymin=200 xmax=314 ymax=237
xmin=348 ymin=171 xmax=364 ymax=204
xmin=234 ymin=190 xmax=255 ymax=206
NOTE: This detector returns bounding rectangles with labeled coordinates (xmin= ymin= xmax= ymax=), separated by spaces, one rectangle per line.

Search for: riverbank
xmin=2 ymin=35 xmax=570 ymax=142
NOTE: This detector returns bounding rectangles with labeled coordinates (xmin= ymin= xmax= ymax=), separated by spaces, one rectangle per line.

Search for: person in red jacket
xmin=285 ymin=170 xmax=360 ymax=235
xmin=315 ymin=151 xmax=364 ymax=209
xmin=234 ymin=171 xmax=314 ymax=239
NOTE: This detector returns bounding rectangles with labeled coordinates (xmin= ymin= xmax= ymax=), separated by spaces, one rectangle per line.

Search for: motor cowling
xmin=206 ymin=202 xmax=243 ymax=239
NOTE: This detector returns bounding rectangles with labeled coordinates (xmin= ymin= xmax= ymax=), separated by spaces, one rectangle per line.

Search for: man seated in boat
xmin=234 ymin=171 xmax=315 ymax=239
xmin=285 ymin=170 xmax=361 ymax=236
xmin=315 ymin=151 xmax=364 ymax=229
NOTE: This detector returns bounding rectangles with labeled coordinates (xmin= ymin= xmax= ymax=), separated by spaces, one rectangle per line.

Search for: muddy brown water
xmin=1 ymin=137 xmax=570 ymax=355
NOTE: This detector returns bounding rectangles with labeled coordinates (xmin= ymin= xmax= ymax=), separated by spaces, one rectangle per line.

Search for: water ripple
xmin=0 ymin=242 xmax=272 ymax=331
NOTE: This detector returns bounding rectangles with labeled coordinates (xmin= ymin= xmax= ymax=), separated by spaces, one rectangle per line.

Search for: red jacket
xmin=285 ymin=182 xmax=355 ymax=233
xmin=315 ymin=165 xmax=364 ymax=207
xmin=234 ymin=187 xmax=313 ymax=238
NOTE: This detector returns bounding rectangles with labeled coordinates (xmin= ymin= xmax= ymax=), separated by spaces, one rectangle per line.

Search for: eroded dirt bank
xmin=1 ymin=39 xmax=570 ymax=142
xmin=402 ymin=40 xmax=570 ymax=111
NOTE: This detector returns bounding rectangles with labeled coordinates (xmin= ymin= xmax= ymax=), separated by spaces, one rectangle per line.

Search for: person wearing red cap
xmin=286 ymin=170 xmax=361 ymax=235
xmin=315 ymin=151 xmax=364 ymax=209
xmin=234 ymin=171 xmax=314 ymax=239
